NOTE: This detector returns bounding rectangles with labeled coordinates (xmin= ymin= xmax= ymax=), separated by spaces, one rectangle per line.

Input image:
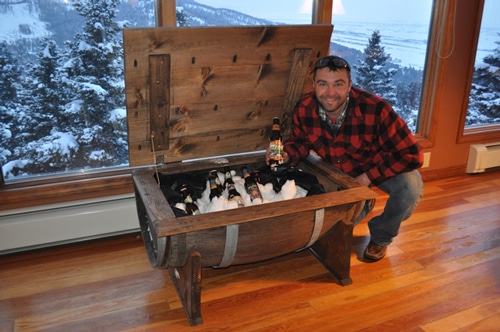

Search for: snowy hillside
xmin=178 ymin=0 xmax=274 ymax=26
xmin=0 ymin=2 xmax=51 ymax=43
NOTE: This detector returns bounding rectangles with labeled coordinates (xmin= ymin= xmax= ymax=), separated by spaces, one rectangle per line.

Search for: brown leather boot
xmin=364 ymin=241 xmax=387 ymax=261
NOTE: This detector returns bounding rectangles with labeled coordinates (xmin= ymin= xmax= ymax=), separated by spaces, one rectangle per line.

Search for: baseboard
xmin=0 ymin=194 xmax=139 ymax=254
xmin=420 ymin=165 xmax=467 ymax=181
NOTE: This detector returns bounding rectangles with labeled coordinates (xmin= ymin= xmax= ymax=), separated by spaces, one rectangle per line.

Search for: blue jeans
xmin=354 ymin=170 xmax=424 ymax=246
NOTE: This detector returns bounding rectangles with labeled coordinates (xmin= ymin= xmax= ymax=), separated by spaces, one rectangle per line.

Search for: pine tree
xmin=0 ymin=42 xmax=21 ymax=106
xmin=355 ymin=30 xmax=397 ymax=105
xmin=14 ymin=39 xmax=78 ymax=175
xmin=0 ymin=42 xmax=23 ymax=176
xmin=62 ymin=0 xmax=127 ymax=168
xmin=395 ymin=81 xmax=421 ymax=131
xmin=467 ymin=35 xmax=500 ymax=126
xmin=21 ymin=39 xmax=64 ymax=139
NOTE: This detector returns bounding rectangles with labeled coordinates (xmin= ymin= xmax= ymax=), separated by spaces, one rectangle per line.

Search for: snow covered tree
xmin=177 ymin=7 xmax=190 ymax=26
xmin=61 ymin=0 xmax=128 ymax=168
xmin=394 ymin=81 xmax=421 ymax=131
xmin=20 ymin=39 xmax=64 ymax=139
xmin=355 ymin=30 xmax=397 ymax=105
xmin=13 ymin=38 xmax=78 ymax=175
xmin=0 ymin=42 xmax=23 ymax=176
xmin=467 ymin=35 xmax=500 ymax=126
xmin=0 ymin=42 xmax=21 ymax=106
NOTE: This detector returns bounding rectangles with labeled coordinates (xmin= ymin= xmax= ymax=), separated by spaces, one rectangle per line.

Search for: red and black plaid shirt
xmin=284 ymin=87 xmax=423 ymax=185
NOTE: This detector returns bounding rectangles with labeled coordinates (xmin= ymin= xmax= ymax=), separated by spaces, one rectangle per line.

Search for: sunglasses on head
xmin=314 ymin=56 xmax=350 ymax=70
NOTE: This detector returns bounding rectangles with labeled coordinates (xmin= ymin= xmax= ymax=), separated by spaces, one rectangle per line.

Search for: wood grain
xmin=123 ymin=25 xmax=333 ymax=166
xmin=1 ymin=170 xmax=499 ymax=331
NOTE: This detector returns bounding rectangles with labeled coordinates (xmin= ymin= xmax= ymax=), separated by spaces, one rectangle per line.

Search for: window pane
xmin=330 ymin=0 xmax=433 ymax=133
xmin=465 ymin=0 xmax=500 ymax=128
xmin=0 ymin=0 xmax=155 ymax=182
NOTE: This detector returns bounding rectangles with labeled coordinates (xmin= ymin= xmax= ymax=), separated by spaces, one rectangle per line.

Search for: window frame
xmin=1 ymin=0 xmax=488 ymax=211
xmin=456 ymin=0 xmax=500 ymax=144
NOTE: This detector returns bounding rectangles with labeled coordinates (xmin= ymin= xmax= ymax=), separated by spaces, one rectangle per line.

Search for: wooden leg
xmin=309 ymin=219 xmax=353 ymax=286
xmin=168 ymin=251 xmax=203 ymax=326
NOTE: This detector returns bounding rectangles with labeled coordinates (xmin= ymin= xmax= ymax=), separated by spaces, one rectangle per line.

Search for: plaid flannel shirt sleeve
xmin=364 ymin=102 xmax=423 ymax=185
xmin=284 ymin=97 xmax=316 ymax=166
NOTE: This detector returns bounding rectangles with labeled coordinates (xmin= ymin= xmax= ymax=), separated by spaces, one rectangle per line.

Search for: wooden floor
xmin=1 ymin=170 xmax=499 ymax=332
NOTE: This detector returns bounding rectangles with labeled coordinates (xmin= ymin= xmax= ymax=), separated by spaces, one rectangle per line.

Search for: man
xmin=269 ymin=55 xmax=424 ymax=261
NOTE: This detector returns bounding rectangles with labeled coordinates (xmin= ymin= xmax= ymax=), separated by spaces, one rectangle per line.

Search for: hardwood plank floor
xmin=1 ymin=170 xmax=499 ymax=331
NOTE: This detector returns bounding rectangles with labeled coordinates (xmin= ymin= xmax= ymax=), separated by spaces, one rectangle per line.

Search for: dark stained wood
xmin=310 ymin=219 xmax=354 ymax=286
xmin=0 ymin=170 xmax=499 ymax=331
xmin=123 ymin=25 xmax=333 ymax=166
xmin=149 ymin=54 xmax=171 ymax=155
xmin=0 ymin=172 xmax=134 ymax=211
xmin=133 ymin=153 xmax=375 ymax=237
xmin=280 ymin=48 xmax=313 ymax=139
xmin=168 ymin=251 xmax=203 ymax=326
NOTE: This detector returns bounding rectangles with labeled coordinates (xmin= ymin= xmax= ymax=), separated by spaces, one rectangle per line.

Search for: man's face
xmin=313 ymin=67 xmax=352 ymax=118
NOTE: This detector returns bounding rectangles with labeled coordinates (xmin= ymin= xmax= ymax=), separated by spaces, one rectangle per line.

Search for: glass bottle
xmin=224 ymin=166 xmax=245 ymax=207
xmin=241 ymin=166 xmax=263 ymax=202
xmin=209 ymin=175 xmax=221 ymax=201
xmin=179 ymin=184 xmax=201 ymax=215
xmin=252 ymin=168 xmax=261 ymax=184
xmin=269 ymin=117 xmax=283 ymax=171
xmin=210 ymin=169 xmax=224 ymax=194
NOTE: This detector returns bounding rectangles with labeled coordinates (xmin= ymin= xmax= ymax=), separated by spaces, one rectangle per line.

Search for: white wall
xmin=0 ymin=194 xmax=139 ymax=254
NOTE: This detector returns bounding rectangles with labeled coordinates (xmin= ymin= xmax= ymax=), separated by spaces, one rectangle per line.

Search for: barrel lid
xmin=124 ymin=25 xmax=333 ymax=166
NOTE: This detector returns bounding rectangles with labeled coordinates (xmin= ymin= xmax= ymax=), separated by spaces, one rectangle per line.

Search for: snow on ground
xmin=0 ymin=3 xmax=51 ymax=43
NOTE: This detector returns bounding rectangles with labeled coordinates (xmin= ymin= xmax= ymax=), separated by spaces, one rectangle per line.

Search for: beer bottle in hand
xmin=269 ymin=117 xmax=283 ymax=171
xmin=180 ymin=184 xmax=201 ymax=215
xmin=241 ymin=166 xmax=263 ymax=202
xmin=224 ymin=166 xmax=245 ymax=207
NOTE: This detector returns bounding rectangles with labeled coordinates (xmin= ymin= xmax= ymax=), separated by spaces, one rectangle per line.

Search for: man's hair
xmin=313 ymin=55 xmax=351 ymax=80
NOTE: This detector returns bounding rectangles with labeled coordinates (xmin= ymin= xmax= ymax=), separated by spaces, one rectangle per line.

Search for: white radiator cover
xmin=0 ymin=194 xmax=139 ymax=254
xmin=466 ymin=142 xmax=500 ymax=173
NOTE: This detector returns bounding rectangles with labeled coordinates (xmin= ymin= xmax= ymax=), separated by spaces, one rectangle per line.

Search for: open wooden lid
xmin=123 ymin=25 xmax=333 ymax=167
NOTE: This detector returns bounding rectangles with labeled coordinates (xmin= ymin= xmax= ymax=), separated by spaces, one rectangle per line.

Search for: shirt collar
xmin=317 ymin=96 xmax=350 ymax=136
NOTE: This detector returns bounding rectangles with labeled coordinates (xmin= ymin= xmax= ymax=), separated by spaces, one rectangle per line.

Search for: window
xmin=329 ymin=1 xmax=433 ymax=133
xmin=463 ymin=0 xmax=500 ymax=131
xmin=180 ymin=1 xmax=433 ymax=134
xmin=0 ymin=0 xmax=155 ymax=183
xmin=0 ymin=0 xmax=479 ymax=211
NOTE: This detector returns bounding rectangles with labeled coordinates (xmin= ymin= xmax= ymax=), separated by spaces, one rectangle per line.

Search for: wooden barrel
xmin=134 ymin=154 xmax=375 ymax=271
xmin=136 ymin=188 xmax=356 ymax=269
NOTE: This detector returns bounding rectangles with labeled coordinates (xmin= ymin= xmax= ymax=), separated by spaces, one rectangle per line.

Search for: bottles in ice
xmin=209 ymin=174 xmax=222 ymax=201
xmin=210 ymin=169 xmax=224 ymax=192
xmin=224 ymin=166 xmax=245 ymax=207
xmin=252 ymin=168 xmax=261 ymax=184
xmin=241 ymin=165 xmax=263 ymax=202
xmin=269 ymin=117 xmax=283 ymax=171
xmin=179 ymin=184 xmax=201 ymax=215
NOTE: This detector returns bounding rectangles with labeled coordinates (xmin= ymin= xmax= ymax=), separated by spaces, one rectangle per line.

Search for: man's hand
xmin=265 ymin=148 xmax=289 ymax=165
xmin=355 ymin=172 xmax=371 ymax=187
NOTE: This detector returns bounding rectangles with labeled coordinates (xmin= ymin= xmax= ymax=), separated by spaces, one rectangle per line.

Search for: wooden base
xmin=168 ymin=219 xmax=355 ymax=326
xmin=168 ymin=251 xmax=203 ymax=326
xmin=309 ymin=219 xmax=353 ymax=286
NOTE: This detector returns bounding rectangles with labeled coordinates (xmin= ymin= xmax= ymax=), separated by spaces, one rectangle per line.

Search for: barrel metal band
xmin=214 ymin=224 xmax=239 ymax=268
xmin=297 ymin=208 xmax=325 ymax=251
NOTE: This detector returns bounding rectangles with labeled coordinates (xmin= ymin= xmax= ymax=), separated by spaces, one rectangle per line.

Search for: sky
xmin=193 ymin=0 xmax=500 ymax=27
xmin=193 ymin=0 xmax=434 ymax=24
